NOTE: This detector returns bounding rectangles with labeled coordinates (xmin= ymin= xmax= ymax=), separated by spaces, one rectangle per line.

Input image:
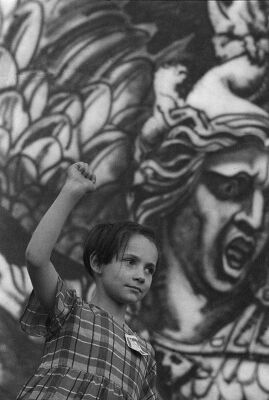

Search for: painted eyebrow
xmin=204 ymin=170 xmax=252 ymax=179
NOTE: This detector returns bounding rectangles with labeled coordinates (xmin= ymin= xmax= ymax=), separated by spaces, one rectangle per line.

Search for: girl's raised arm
xmin=25 ymin=162 xmax=96 ymax=311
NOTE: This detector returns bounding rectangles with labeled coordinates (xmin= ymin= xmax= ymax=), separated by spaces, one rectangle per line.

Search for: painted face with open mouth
xmin=188 ymin=145 xmax=269 ymax=292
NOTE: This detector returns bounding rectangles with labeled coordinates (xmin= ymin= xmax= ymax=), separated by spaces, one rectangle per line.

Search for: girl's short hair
xmin=83 ymin=221 xmax=158 ymax=276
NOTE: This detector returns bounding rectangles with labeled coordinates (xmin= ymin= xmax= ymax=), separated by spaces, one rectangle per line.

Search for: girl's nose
xmin=133 ymin=267 xmax=146 ymax=283
xmin=134 ymin=275 xmax=145 ymax=284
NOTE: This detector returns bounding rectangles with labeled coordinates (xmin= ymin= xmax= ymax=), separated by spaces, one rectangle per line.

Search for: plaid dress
xmin=17 ymin=277 xmax=158 ymax=400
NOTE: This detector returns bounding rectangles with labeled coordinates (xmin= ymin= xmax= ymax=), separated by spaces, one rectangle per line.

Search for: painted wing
xmin=0 ymin=0 xmax=194 ymax=264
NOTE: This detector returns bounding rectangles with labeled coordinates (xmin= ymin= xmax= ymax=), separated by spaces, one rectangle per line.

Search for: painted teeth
xmin=225 ymin=238 xmax=254 ymax=270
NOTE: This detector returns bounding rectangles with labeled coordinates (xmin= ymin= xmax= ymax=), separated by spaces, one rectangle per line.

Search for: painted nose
xmin=234 ymin=189 xmax=264 ymax=231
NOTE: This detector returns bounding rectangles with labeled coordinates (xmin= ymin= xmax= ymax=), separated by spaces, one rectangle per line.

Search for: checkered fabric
xmin=16 ymin=277 xmax=158 ymax=400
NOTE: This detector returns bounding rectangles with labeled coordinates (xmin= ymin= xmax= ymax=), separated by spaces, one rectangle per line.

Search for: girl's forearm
xmin=26 ymin=184 xmax=85 ymax=268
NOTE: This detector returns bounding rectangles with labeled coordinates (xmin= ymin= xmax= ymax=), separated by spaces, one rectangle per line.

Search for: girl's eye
xmin=145 ymin=266 xmax=155 ymax=275
xmin=124 ymin=258 xmax=136 ymax=266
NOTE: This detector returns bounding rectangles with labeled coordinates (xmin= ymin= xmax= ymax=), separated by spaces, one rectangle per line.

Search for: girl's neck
xmin=91 ymin=289 xmax=127 ymax=325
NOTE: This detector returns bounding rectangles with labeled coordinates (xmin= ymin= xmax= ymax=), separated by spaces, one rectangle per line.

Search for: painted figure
xmin=134 ymin=100 xmax=269 ymax=399
xmin=130 ymin=1 xmax=269 ymax=398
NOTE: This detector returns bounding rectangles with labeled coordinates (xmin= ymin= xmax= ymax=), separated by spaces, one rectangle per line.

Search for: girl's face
xmin=99 ymin=234 xmax=158 ymax=305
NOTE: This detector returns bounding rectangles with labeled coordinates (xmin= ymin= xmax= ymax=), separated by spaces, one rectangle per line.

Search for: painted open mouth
xmin=224 ymin=237 xmax=255 ymax=276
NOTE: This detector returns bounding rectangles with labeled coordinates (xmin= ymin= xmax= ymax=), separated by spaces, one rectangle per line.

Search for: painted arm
xmin=25 ymin=162 xmax=96 ymax=311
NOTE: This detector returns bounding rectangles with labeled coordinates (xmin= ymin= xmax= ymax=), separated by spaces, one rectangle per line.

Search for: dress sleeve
xmin=141 ymin=344 xmax=161 ymax=400
xmin=20 ymin=276 xmax=76 ymax=338
xmin=141 ymin=361 xmax=160 ymax=400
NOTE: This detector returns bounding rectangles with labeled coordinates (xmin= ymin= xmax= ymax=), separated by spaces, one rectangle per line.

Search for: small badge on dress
xmin=125 ymin=334 xmax=148 ymax=356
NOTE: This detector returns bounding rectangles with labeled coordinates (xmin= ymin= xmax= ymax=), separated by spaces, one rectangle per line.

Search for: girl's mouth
xmin=126 ymin=285 xmax=142 ymax=293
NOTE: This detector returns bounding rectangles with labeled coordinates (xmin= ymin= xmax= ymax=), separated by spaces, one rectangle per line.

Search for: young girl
xmin=16 ymin=162 xmax=160 ymax=400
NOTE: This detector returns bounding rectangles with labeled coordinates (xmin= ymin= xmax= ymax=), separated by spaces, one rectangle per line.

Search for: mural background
xmin=2 ymin=0 xmax=269 ymax=399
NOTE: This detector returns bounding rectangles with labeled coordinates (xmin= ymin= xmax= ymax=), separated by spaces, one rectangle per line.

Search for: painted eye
xmin=219 ymin=180 xmax=240 ymax=198
xmin=203 ymin=171 xmax=252 ymax=201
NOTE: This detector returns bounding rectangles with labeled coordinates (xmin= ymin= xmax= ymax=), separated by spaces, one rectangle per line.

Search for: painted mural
xmin=1 ymin=0 xmax=269 ymax=399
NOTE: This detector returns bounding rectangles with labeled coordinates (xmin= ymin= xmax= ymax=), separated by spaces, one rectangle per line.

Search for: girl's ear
xmin=90 ymin=253 xmax=102 ymax=275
